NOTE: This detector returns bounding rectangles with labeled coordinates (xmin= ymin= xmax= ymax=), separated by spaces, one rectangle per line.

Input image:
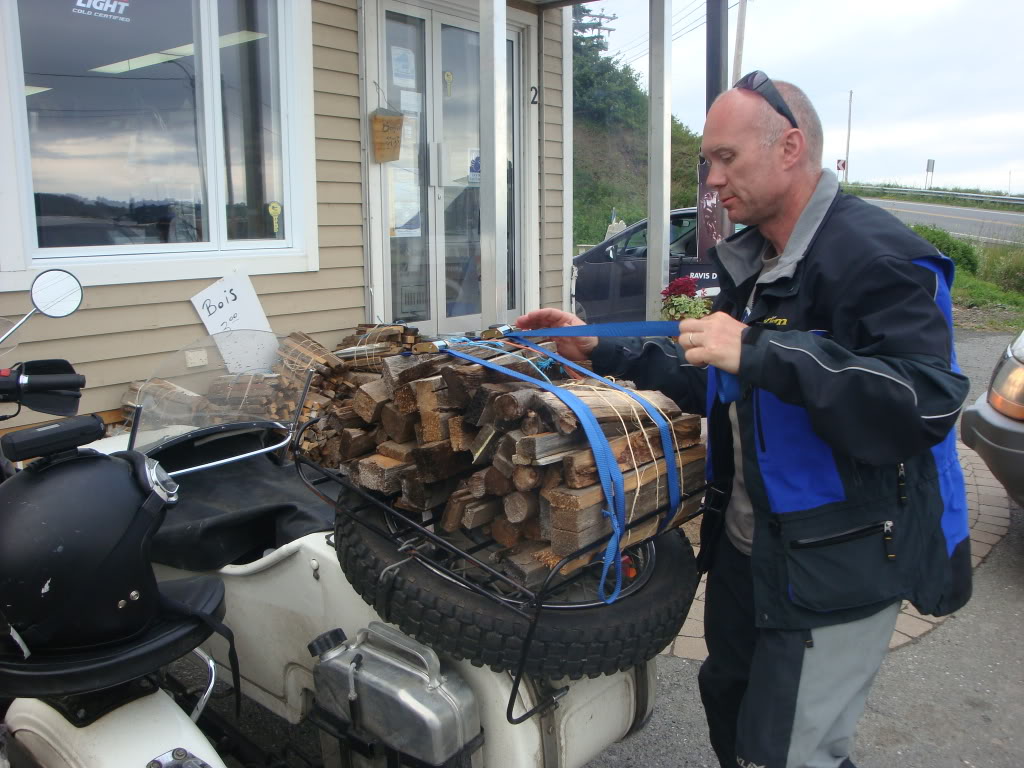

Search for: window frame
xmin=0 ymin=0 xmax=318 ymax=292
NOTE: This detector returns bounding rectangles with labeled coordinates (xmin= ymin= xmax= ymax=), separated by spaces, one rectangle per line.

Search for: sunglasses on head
xmin=735 ymin=70 xmax=799 ymax=130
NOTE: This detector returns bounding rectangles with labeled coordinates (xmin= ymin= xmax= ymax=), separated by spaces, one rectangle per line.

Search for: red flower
xmin=661 ymin=276 xmax=698 ymax=298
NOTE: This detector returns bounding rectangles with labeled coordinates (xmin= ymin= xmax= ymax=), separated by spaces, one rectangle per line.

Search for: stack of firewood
xmin=121 ymin=326 xmax=706 ymax=584
xmin=289 ymin=328 xmax=706 ymax=585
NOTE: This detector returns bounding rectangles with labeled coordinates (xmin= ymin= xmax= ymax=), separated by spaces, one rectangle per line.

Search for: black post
xmin=705 ymin=0 xmax=729 ymax=112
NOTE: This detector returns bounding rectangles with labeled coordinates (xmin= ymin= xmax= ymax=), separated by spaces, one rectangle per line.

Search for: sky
xmin=591 ymin=0 xmax=1024 ymax=193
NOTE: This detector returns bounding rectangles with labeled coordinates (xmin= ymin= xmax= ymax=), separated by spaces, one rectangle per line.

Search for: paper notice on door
xmin=400 ymin=90 xmax=422 ymax=114
xmin=391 ymin=166 xmax=422 ymax=238
xmin=468 ymin=148 xmax=481 ymax=185
xmin=391 ymin=47 xmax=416 ymax=89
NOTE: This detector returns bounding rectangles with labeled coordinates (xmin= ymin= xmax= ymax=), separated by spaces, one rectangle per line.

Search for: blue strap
xmin=443 ymin=347 xmax=628 ymax=602
xmin=514 ymin=320 xmax=741 ymax=403
xmin=513 ymin=321 xmax=681 ymax=338
xmin=507 ymin=335 xmax=682 ymax=534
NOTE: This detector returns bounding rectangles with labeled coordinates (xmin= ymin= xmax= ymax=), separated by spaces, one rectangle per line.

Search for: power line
xmin=612 ymin=0 xmax=703 ymax=57
xmin=612 ymin=0 xmax=704 ymax=60
xmin=621 ymin=1 xmax=739 ymax=67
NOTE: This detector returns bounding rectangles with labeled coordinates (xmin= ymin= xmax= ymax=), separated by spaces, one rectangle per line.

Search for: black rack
xmin=293 ymin=420 xmax=705 ymax=725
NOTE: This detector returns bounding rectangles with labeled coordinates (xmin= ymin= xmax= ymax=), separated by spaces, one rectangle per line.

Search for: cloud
xmin=601 ymin=0 xmax=1024 ymax=192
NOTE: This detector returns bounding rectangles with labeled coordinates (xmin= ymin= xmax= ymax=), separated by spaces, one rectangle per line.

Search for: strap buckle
xmin=700 ymin=483 xmax=729 ymax=516
xmin=480 ymin=324 xmax=513 ymax=340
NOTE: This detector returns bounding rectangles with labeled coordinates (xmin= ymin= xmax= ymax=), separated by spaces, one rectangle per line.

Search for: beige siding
xmin=538 ymin=9 xmax=567 ymax=310
xmin=1 ymin=0 xmax=576 ymax=427
xmin=0 ymin=3 xmax=366 ymax=428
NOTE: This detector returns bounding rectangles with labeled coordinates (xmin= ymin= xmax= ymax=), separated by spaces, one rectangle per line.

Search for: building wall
xmin=0 ymin=0 xmax=570 ymax=429
xmin=0 ymin=0 xmax=366 ymax=429
xmin=539 ymin=8 xmax=566 ymax=309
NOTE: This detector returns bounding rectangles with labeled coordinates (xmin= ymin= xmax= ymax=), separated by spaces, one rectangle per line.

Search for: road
xmin=864 ymin=198 xmax=1024 ymax=245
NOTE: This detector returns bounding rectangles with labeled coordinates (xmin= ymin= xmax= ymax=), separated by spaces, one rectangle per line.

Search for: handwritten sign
xmin=371 ymin=110 xmax=404 ymax=163
xmin=190 ymin=273 xmax=275 ymax=373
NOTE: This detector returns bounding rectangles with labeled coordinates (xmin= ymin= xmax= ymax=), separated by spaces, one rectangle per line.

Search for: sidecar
xmin=96 ymin=329 xmax=702 ymax=767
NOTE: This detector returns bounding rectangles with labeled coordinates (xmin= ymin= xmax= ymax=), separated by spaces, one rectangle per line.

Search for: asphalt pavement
xmin=585 ymin=330 xmax=1023 ymax=768
xmin=864 ymin=198 xmax=1024 ymax=245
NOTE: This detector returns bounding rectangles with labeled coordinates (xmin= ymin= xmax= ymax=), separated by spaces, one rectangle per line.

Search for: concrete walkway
xmin=665 ymin=442 xmax=1014 ymax=662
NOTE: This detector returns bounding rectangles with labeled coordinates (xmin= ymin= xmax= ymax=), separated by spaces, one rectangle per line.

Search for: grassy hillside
xmin=572 ymin=14 xmax=701 ymax=245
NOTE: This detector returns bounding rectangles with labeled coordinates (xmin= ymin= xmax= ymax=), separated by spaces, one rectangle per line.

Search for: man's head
xmin=700 ymin=74 xmax=823 ymax=234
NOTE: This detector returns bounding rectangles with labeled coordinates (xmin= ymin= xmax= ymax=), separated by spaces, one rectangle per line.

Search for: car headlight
xmin=988 ymin=332 xmax=1024 ymax=421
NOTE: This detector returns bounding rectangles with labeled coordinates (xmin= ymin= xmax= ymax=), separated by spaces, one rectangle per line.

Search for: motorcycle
xmin=0 ymin=272 xmax=700 ymax=768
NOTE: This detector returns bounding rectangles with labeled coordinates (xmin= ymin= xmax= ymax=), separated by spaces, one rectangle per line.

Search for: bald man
xmin=518 ymin=74 xmax=971 ymax=768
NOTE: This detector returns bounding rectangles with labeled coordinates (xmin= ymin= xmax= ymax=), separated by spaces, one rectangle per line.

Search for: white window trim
xmin=0 ymin=0 xmax=318 ymax=293
xmin=360 ymin=0 xmax=540 ymax=332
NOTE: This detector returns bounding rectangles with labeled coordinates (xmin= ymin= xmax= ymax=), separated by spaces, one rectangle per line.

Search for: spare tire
xmin=334 ymin=488 xmax=699 ymax=680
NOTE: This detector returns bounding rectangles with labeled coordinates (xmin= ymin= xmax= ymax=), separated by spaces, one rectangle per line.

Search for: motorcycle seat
xmin=0 ymin=575 xmax=223 ymax=698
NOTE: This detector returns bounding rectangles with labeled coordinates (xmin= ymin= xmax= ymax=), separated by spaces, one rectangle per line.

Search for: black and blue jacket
xmin=591 ymin=177 xmax=972 ymax=630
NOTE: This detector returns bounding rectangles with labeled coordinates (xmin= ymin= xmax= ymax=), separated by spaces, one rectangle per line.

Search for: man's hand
xmin=678 ymin=312 xmax=747 ymax=373
xmin=515 ymin=309 xmax=597 ymax=362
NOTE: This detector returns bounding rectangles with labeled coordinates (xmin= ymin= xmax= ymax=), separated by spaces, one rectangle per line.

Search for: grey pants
xmin=699 ymin=534 xmax=900 ymax=768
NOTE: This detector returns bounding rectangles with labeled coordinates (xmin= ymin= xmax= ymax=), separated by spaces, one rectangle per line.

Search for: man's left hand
xmin=678 ymin=312 xmax=747 ymax=373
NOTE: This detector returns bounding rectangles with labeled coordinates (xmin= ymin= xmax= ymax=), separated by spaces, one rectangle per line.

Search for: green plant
xmin=910 ymin=224 xmax=980 ymax=274
xmin=660 ymin=276 xmax=711 ymax=320
xmin=978 ymin=243 xmax=1024 ymax=294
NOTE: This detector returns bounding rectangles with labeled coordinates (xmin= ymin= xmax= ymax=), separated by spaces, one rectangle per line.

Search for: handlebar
xmin=0 ymin=360 xmax=85 ymax=418
xmin=17 ymin=373 xmax=87 ymax=394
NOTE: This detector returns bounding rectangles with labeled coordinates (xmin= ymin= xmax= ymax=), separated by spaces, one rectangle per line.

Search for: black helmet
xmin=0 ymin=449 xmax=176 ymax=655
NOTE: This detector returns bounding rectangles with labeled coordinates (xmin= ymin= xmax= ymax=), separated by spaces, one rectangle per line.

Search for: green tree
xmin=571 ymin=5 xmax=701 ymax=244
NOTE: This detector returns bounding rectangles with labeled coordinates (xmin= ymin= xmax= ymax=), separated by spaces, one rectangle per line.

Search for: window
xmin=1 ymin=0 xmax=314 ymax=282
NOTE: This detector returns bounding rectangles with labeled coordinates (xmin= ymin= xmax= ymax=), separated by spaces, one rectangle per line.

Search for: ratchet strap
xmin=445 ymin=320 xmax=692 ymax=602
xmin=445 ymin=346 xmax=628 ymax=602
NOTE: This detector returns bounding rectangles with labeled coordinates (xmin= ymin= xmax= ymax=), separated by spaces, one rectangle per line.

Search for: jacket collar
xmin=713 ymin=169 xmax=840 ymax=292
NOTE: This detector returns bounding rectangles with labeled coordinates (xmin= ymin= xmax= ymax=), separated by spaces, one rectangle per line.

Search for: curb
xmin=664 ymin=441 xmax=1018 ymax=661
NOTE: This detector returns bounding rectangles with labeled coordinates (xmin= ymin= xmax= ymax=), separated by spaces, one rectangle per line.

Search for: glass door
xmin=383 ymin=6 xmax=521 ymax=334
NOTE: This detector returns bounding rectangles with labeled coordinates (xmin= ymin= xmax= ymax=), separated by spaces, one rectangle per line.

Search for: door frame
xmin=360 ymin=0 xmax=539 ymax=335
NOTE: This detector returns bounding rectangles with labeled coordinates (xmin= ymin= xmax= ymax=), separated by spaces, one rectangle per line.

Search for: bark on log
xmin=399 ymin=476 xmax=457 ymax=510
xmin=357 ymin=455 xmax=410 ymax=494
xmin=504 ymin=491 xmax=539 ymax=523
xmin=380 ymin=402 xmax=418 ymax=443
xmin=561 ymin=415 xmax=702 ymax=489
xmin=411 ymin=440 xmax=473 ymax=483
xmin=352 ymin=379 xmax=390 ymax=424
xmin=512 ymin=465 xmax=542 ymax=492
xmin=419 ymin=410 xmax=455 ymax=443
xmin=542 ymin=446 xmax=705 ymax=513
xmin=462 ymin=498 xmax=502 ymax=529
xmin=338 ymin=428 xmax=377 ymax=460
xmin=377 ymin=440 xmax=417 ymax=463
xmin=441 ymin=487 xmax=474 ymax=532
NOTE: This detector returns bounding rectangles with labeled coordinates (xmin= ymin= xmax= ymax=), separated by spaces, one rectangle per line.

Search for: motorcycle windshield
xmin=0 ymin=318 xmax=16 ymax=361
xmin=129 ymin=329 xmax=311 ymax=457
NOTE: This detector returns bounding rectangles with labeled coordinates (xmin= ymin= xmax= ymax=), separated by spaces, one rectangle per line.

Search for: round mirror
xmin=30 ymin=269 xmax=83 ymax=318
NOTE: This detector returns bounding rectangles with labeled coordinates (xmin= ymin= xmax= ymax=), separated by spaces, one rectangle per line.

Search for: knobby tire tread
xmin=334 ymin=491 xmax=697 ymax=679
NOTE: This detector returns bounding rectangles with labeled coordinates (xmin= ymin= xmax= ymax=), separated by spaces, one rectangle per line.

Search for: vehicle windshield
xmin=128 ymin=329 xmax=313 ymax=456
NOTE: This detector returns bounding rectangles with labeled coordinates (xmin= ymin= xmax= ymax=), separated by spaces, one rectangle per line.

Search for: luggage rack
xmin=292 ymin=420 xmax=706 ymax=725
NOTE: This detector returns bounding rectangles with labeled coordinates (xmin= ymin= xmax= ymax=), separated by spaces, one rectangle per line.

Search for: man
xmin=517 ymin=74 xmax=971 ymax=768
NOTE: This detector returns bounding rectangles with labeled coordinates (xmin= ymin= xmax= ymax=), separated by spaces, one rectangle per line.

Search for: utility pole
xmin=732 ymin=0 xmax=748 ymax=85
xmin=706 ymin=0 xmax=729 ymax=111
xmin=844 ymin=90 xmax=852 ymax=183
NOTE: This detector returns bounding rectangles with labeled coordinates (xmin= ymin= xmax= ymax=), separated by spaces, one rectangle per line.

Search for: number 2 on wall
xmin=530 ymin=86 xmax=538 ymax=105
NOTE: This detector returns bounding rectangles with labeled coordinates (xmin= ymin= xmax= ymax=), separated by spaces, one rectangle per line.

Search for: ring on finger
xmin=688 ymin=332 xmax=695 ymax=347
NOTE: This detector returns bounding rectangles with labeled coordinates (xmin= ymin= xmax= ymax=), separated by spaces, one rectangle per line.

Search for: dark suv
xmin=571 ymin=208 xmax=721 ymax=323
